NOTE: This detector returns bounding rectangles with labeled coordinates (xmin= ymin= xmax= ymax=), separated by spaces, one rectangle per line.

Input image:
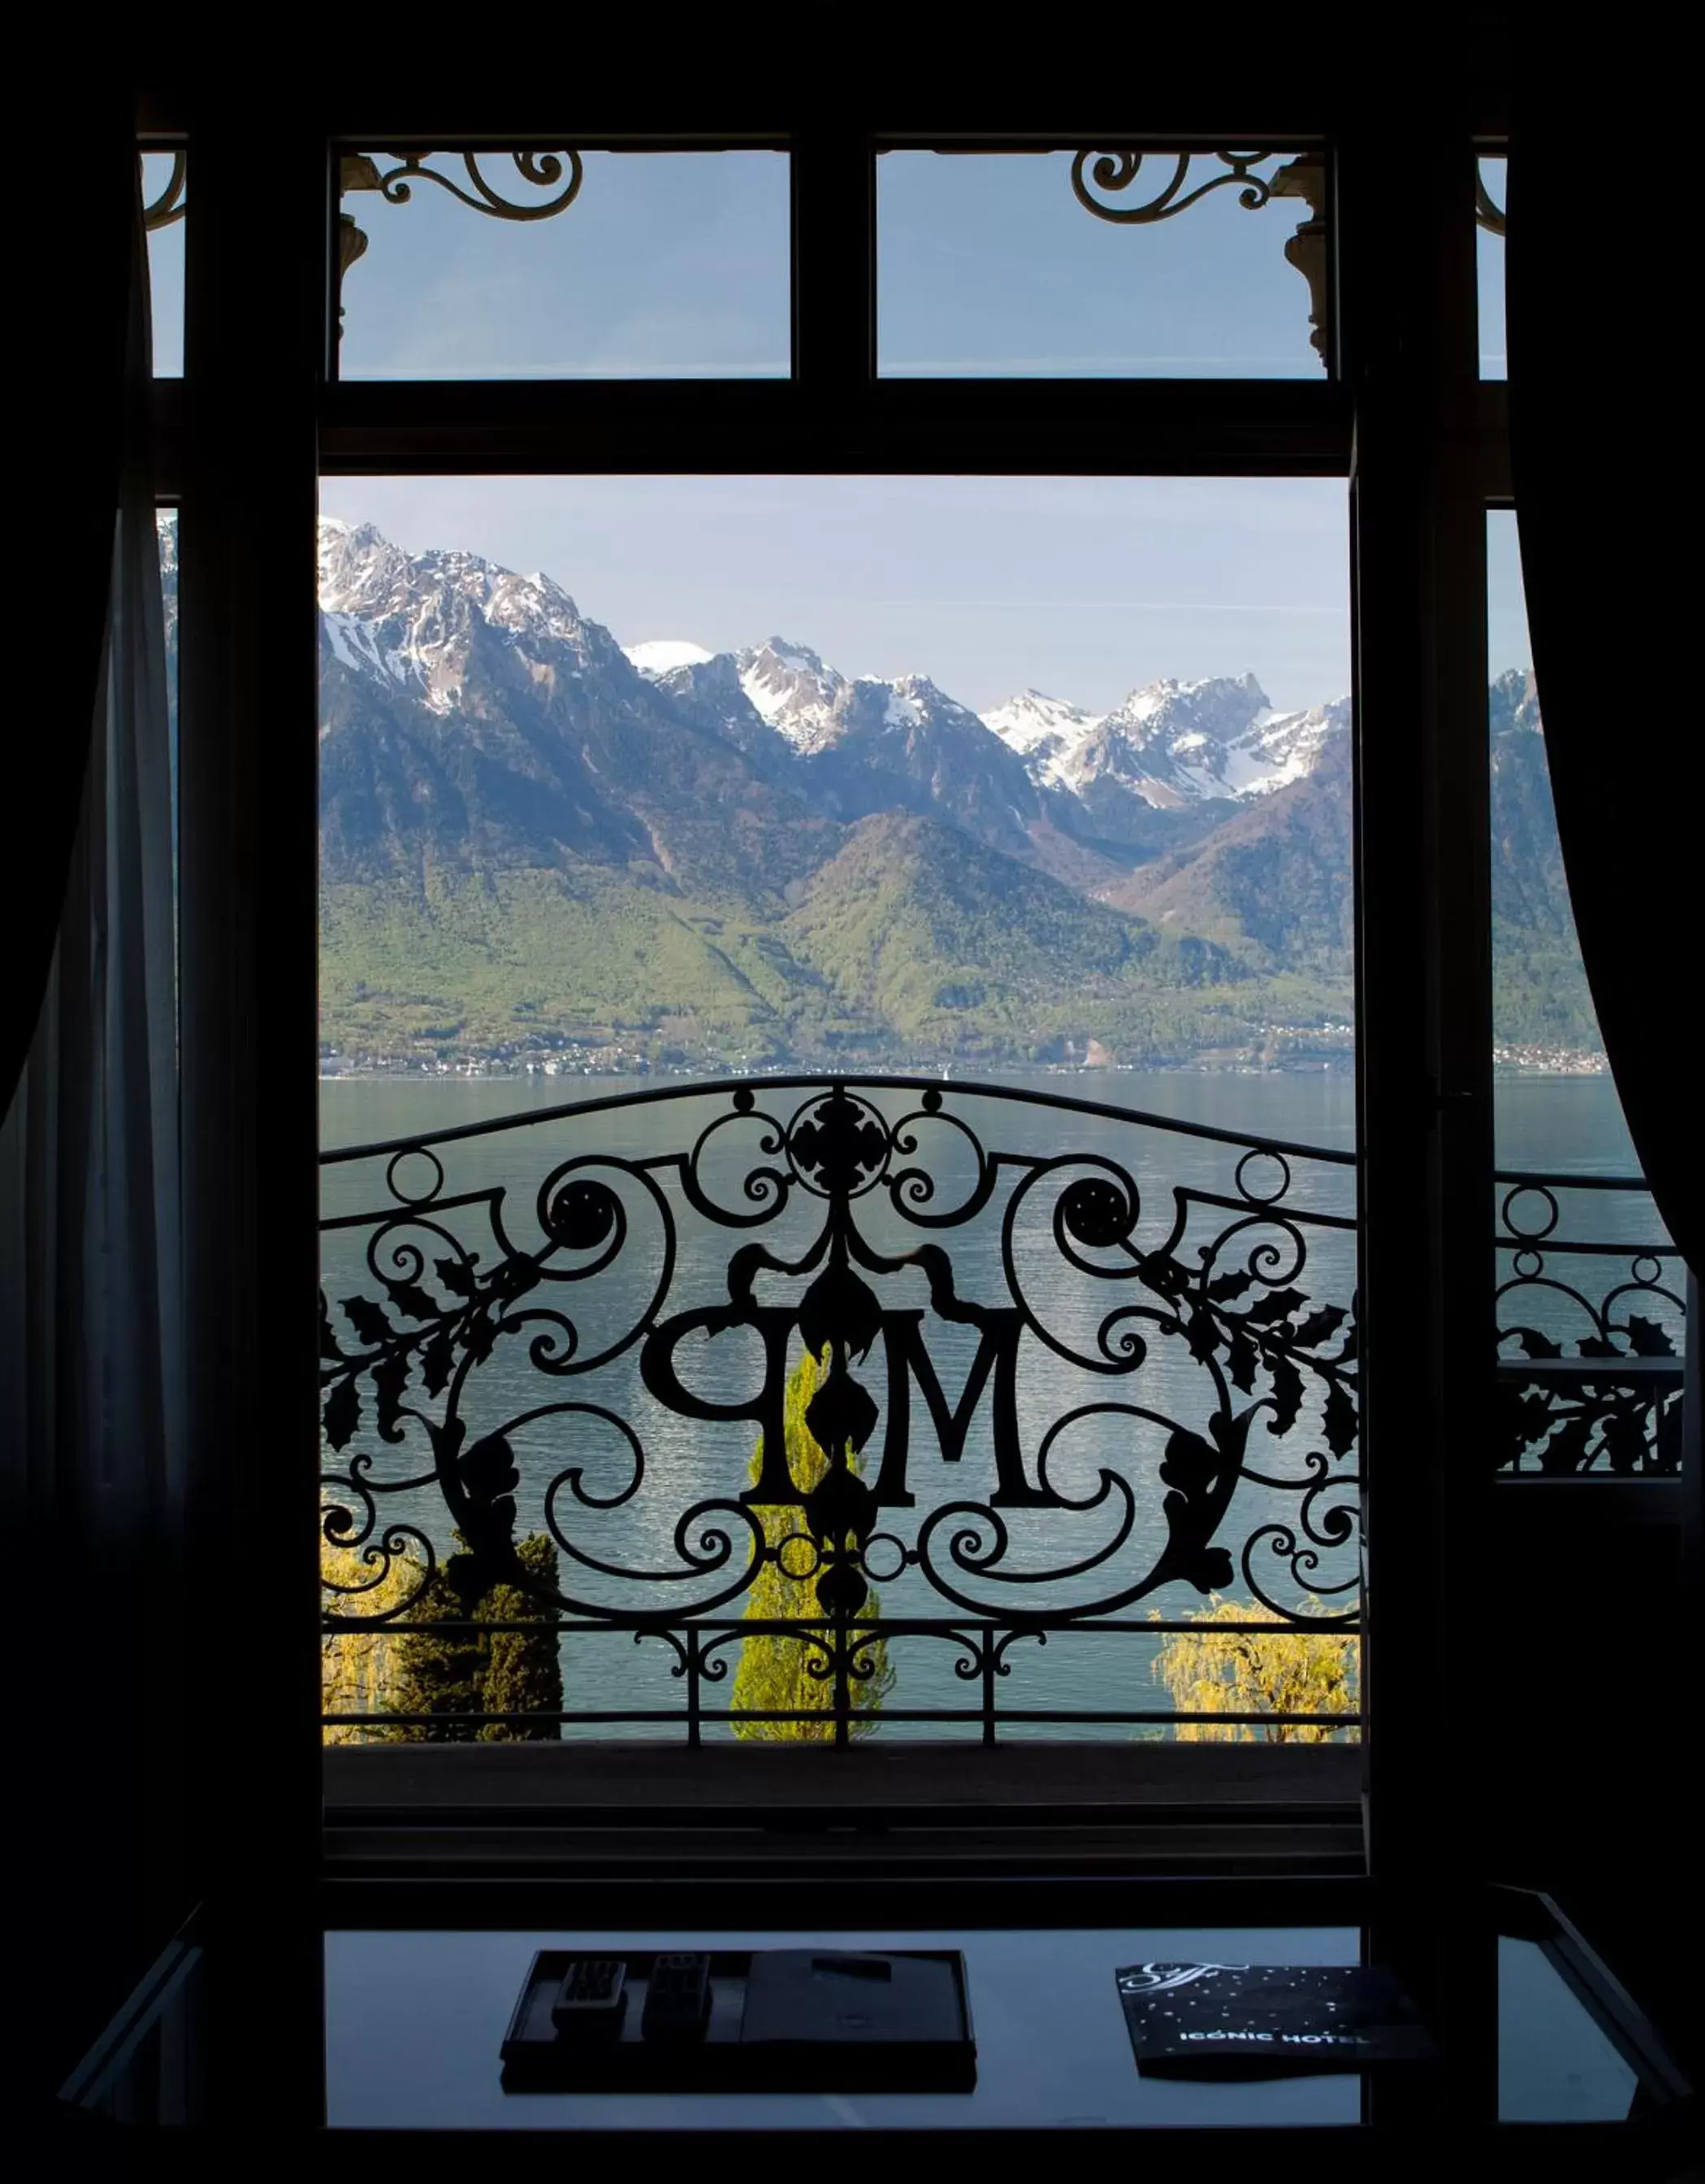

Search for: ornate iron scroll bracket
xmin=1070 ymin=148 xmax=1279 ymax=223
xmin=336 ymin=148 xmax=585 ymax=335
xmin=1475 ymin=166 xmax=1507 ymax=238
xmin=1070 ymin=147 xmax=1328 ymax=367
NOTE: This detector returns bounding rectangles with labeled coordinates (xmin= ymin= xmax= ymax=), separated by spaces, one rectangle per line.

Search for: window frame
xmin=154 ymin=80 xmax=1509 ymax=2130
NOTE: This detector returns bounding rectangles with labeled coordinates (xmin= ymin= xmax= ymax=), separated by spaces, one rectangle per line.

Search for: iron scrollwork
xmin=1476 ymin=164 xmax=1507 ymax=237
xmin=141 ymin=149 xmax=186 ymax=233
xmin=1069 ymin=147 xmax=1329 ymax=364
xmin=1494 ymin=1177 xmax=1686 ymax=1475
xmin=1070 ymin=148 xmax=1280 ymax=223
xmin=361 ymin=149 xmax=585 ymax=223
xmin=336 ymin=146 xmax=585 ymax=334
xmin=319 ymin=1077 xmax=1362 ymax=1739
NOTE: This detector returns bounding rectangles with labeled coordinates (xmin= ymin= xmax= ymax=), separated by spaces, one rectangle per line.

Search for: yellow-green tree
xmin=732 ymin=1346 xmax=895 ymax=1741
xmin=1151 ymin=1596 xmax=1359 ymax=1743
xmin=322 ymin=1544 xmax=418 ymax=1745
xmin=321 ymin=1531 xmax=564 ymax=1744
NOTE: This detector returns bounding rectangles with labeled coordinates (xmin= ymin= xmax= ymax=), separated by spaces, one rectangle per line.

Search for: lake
xmin=318 ymin=1068 xmax=1655 ymax=1741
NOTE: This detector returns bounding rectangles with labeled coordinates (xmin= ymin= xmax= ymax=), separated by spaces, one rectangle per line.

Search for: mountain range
xmin=163 ymin=517 xmax=1595 ymax=1068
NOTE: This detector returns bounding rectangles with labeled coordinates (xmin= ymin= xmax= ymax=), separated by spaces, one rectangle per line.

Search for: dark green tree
xmin=478 ymin=1532 xmax=565 ymax=1742
xmin=386 ymin=1555 xmax=484 ymax=1741
xmin=385 ymin=1530 xmax=563 ymax=1741
xmin=732 ymin=1346 xmax=895 ymax=1741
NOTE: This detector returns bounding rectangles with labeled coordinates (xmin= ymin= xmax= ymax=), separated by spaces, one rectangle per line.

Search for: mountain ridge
xmin=168 ymin=515 xmax=1598 ymax=1069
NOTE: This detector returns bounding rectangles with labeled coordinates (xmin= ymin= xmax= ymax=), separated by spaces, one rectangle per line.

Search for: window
xmin=159 ymin=116 xmax=1526 ymax=1875
xmin=314 ymin=448 xmax=1365 ymax=1762
xmin=1477 ymin=154 xmax=1507 ymax=378
xmin=876 ymin=147 xmax=1328 ymax=377
xmin=335 ymin=147 xmax=790 ymax=378
xmin=141 ymin=146 xmax=184 ymax=377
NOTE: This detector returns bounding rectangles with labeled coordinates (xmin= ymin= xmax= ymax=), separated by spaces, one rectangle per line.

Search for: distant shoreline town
xmin=318 ymin=1040 xmax=1607 ymax=1083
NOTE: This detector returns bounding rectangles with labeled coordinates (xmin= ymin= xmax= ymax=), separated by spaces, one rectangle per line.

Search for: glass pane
xmin=315 ymin=476 xmax=1361 ymax=1758
xmin=337 ymin=148 xmax=790 ymax=378
xmin=1499 ymin=1938 xmax=1638 ymax=2121
xmin=141 ymin=149 xmax=184 ymax=378
xmin=1486 ymin=512 xmax=1628 ymax=1144
xmin=1478 ymin=155 xmax=1507 ymax=379
xmin=878 ymin=149 xmax=1328 ymax=378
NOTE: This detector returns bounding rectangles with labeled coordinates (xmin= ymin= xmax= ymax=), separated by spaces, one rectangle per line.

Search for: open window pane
xmin=877 ymin=149 xmax=1329 ymax=378
xmin=1486 ymin=512 xmax=1625 ymax=1135
xmin=1478 ymin=155 xmax=1507 ymax=379
xmin=141 ymin=149 xmax=184 ymax=378
xmin=336 ymin=148 xmax=790 ymax=378
xmin=314 ymin=476 xmax=1360 ymax=1775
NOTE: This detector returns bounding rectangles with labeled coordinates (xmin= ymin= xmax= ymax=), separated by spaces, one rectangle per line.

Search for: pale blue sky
xmin=325 ymin=473 xmax=1357 ymax=716
xmin=145 ymin=149 xmax=1511 ymax=377
xmin=146 ymin=149 xmax=1529 ymax=712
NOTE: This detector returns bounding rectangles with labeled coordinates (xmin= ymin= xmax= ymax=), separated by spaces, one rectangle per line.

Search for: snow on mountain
xmin=316 ymin=518 xmax=620 ymax=716
xmin=1219 ymin=698 xmax=1352 ymax=795
xmin=1055 ymin=673 xmax=1350 ymax=808
xmin=983 ymin=689 xmax=1103 ymax=770
xmin=875 ymin=672 xmax=983 ymax=733
xmin=625 ymin=638 xmax=716 ymax=675
xmin=736 ymin=638 xmax=850 ymax=749
xmin=983 ymin=675 xmax=1347 ymax=807
xmin=312 ymin=520 xmax=1347 ymax=827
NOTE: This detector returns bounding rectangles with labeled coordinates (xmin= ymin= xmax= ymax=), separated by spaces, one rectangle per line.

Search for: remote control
xmin=551 ymin=1956 xmax=628 ymax=2037
xmin=641 ymin=1953 xmax=712 ymax=2042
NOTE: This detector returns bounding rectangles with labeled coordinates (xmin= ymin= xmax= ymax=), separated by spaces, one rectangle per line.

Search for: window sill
xmin=323 ymin=1740 xmax=1365 ymax=1878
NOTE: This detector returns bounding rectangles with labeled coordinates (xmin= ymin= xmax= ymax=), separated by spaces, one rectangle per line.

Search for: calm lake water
xmin=318 ymin=1069 xmax=1656 ymax=1741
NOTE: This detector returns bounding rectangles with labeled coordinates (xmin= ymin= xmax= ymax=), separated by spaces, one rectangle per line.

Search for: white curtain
xmin=0 ymin=203 xmax=185 ymax=2018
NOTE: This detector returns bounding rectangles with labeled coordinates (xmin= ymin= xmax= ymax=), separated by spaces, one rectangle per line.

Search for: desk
xmin=327 ymin=1925 xmax=1361 ymax=2131
xmin=322 ymin=1920 xmax=1642 ymax=2132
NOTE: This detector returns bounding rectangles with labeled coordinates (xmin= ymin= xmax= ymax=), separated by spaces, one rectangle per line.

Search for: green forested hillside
xmin=279 ymin=519 xmax=1608 ymax=1070
xmin=319 ymin=816 xmax=1350 ymax=1068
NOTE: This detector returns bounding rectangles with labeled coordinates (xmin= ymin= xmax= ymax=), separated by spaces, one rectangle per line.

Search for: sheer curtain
xmin=1 ymin=161 xmax=187 ymax=2093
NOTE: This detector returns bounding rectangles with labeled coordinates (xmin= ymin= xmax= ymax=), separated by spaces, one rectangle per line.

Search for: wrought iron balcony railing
xmin=1494 ymin=1169 xmax=1686 ymax=1477
xmin=319 ymin=1076 xmax=1365 ymax=1746
xmin=316 ymin=1075 xmax=1689 ymax=1746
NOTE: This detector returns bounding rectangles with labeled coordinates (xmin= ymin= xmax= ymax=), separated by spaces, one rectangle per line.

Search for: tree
xmin=1150 ymin=1596 xmax=1358 ymax=1743
xmin=322 ymin=1544 xmax=419 ymax=1745
xmin=383 ymin=1551 xmax=486 ymax=1743
xmin=323 ymin=1530 xmax=564 ymax=1744
xmin=732 ymin=1346 xmax=895 ymax=1741
xmin=478 ymin=1532 xmax=566 ymax=1742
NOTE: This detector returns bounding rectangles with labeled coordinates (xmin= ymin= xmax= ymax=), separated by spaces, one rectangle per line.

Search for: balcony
xmin=317 ymin=1075 xmax=1690 ymax=1845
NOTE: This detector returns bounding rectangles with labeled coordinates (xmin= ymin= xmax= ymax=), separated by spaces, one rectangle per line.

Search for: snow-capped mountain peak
xmin=314 ymin=519 xmax=1349 ymax=815
xmin=315 ymin=517 xmax=625 ymax=716
xmin=737 ymin=637 xmax=848 ymax=749
xmin=625 ymin=638 xmax=716 ymax=676
xmin=979 ymin=670 xmax=1352 ymax=810
xmin=982 ymin=688 xmax=1104 ymax=776
xmin=875 ymin=672 xmax=967 ymax=729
